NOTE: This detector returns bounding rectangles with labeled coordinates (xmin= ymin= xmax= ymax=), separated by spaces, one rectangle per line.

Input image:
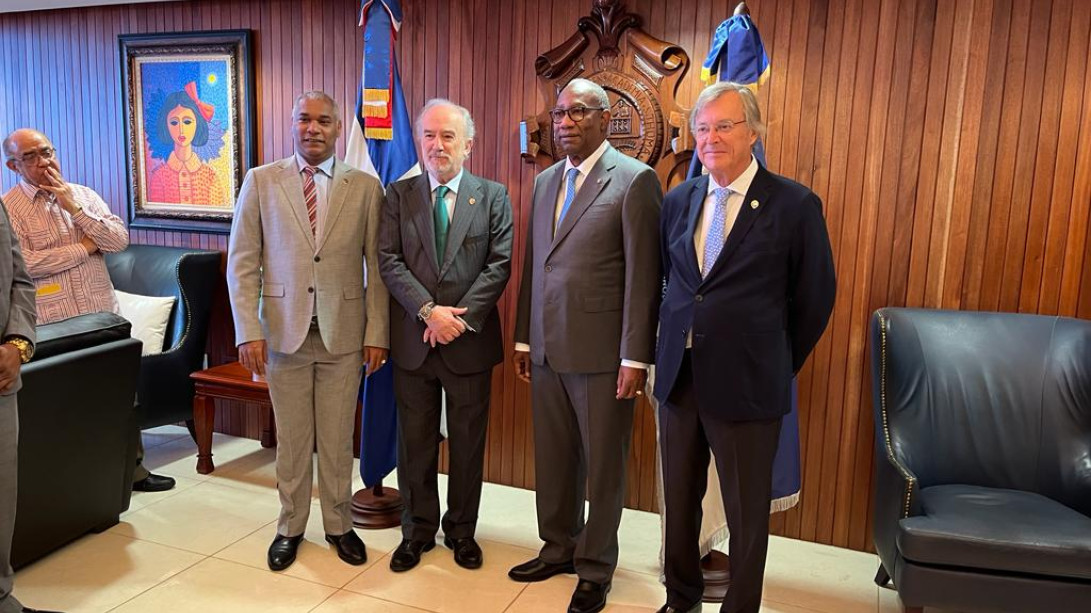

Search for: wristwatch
xmin=3 ymin=336 xmax=33 ymax=364
xmin=417 ymin=301 xmax=436 ymax=322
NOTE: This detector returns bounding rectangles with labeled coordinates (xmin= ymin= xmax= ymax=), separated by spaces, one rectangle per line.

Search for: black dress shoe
xmin=568 ymin=579 xmax=611 ymax=613
xmin=443 ymin=536 xmax=483 ymax=569
xmin=655 ymin=603 xmax=702 ymax=613
xmin=325 ymin=530 xmax=367 ymax=565
xmin=389 ymin=538 xmax=435 ymax=572
xmin=267 ymin=533 xmax=304 ymax=571
xmin=22 ymin=608 xmax=64 ymax=612
xmin=132 ymin=472 xmax=176 ymax=492
xmin=508 ymin=556 xmax=576 ymax=582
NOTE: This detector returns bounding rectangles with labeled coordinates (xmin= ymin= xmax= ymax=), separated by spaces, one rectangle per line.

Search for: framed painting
xmin=119 ymin=30 xmax=255 ymax=233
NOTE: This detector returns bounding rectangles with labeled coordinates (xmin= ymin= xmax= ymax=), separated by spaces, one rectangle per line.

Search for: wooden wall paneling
xmin=999 ymin=1 xmax=1050 ymax=312
xmin=793 ymin=0 xmax=841 ymax=545
xmin=1046 ymin=0 xmax=1091 ymax=316
xmin=838 ymin=0 xmax=897 ymax=553
xmin=961 ymin=0 xmax=1011 ymax=311
xmin=1070 ymin=17 xmax=1091 ymax=319
xmin=825 ymin=0 xmax=878 ymax=549
xmin=1017 ymin=0 xmax=1068 ymax=314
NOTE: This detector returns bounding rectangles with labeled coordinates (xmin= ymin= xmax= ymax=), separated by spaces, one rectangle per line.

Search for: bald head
xmin=553 ymin=78 xmax=612 ymax=164
xmin=4 ymin=129 xmax=58 ymax=187
xmin=3 ymin=129 xmax=49 ymax=160
xmin=559 ymin=78 xmax=609 ymax=109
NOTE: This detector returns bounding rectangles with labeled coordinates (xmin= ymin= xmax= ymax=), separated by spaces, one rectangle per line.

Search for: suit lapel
xmin=440 ymin=172 xmax=481 ymax=277
xmin=316 ymin=160 xmax=350 ymax=253
xmin=532 ymin=164 xmax=563 ymax=259
xmin=682 ymin=175 xmax=708 ymax=279
xmin=275 ymin=159 xmax=315 ymax=250
xmin=409 ymin=174 xmax=440 ymax=275
xmin=548 ymin=146 xmax=615 ymax=257
xmin=702 ymin=165 xmax=775 ymax=283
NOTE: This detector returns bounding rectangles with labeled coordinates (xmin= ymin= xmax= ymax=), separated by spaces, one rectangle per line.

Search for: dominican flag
xmin=693 ymin=11 xmax=800 ymax=514
xmin=346 ymin=0 xmax=420 ymax=488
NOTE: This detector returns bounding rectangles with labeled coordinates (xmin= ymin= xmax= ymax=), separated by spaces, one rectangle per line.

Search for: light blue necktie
xmin=555 ymin=167 xmax=580 ymax=230
xmin=702 ymin=187 xmax=732 ymax=278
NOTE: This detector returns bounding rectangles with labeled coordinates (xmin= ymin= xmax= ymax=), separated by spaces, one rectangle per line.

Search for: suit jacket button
xmin=545 ymin=265 xmax=552 ymax=272
xmin=695 ymin=294 xmax=703 ymax=302
xmin=314 ymin=256 xmax=321 ymax=262
xmin=308 ymin=287 xmax=314 ymax=293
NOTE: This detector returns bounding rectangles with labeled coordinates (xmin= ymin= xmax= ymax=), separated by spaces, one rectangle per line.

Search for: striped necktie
xmin=301 ymin=166 xmax=319 ymax=237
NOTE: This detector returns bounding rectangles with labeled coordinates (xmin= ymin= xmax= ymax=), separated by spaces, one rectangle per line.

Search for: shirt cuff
xmin=514 ymin=342 xmax=530 ymax=353
xmin=620 ymin=359 xmax=649 ymax=370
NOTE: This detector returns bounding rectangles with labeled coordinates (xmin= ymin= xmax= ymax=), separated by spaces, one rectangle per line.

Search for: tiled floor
xmin=13 ymin=426 xmax=927 ymax=613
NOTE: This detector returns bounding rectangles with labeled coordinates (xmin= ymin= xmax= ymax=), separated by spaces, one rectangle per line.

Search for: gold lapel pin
xmin=468 ymin=197 xmax=476 ymax=205
xmin=750 ymin=199 xmax=759 ymax=210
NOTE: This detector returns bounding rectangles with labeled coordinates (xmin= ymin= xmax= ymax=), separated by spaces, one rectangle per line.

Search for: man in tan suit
xmin=227 ymin=91 xmax=389 ymax=572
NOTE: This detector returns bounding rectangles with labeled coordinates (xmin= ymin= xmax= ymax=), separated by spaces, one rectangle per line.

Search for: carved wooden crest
xmin=519 ymin=0 xmax=695 ymax=189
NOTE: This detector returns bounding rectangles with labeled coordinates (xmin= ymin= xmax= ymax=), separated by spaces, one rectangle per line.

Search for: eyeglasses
xmin=694 ymin=119 xmax=747 ymax=138
xmin=549 ymin=106 xmax=606 ymax=123
xmin=9 ymin=146 xmax=56 ymax=164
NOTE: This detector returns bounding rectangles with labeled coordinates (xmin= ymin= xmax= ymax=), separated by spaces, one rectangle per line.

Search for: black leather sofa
xmin=12 ymin=312 xmax=142 ymax=569
xmin=105 ymin=245 xmax=221 ymax=433
xmin=870 ymin=308 xmax=1091 ymax=612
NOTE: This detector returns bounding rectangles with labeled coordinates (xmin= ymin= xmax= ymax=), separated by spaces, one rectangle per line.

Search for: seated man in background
xmin=2 ymin=128 xmax=175 ymax=493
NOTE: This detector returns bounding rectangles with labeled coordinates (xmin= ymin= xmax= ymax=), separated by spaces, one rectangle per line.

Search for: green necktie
xmin=434 ymin=185 xmax=451 ymax=265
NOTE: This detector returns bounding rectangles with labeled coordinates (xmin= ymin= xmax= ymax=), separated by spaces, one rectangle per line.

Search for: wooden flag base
xmin=701 ymin=549 xmax=731 ymax=602
xmin=351 ymin=482 xmax=403 ymax=529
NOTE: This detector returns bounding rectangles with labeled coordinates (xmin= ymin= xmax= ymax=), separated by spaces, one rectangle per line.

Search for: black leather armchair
xmin=105 ymin=245 xmax=221 ymax=433
xmin=13 ymin=312 xmax=142 ymax=569
xmin=870 ymin=308 xmax=1091 ymax=613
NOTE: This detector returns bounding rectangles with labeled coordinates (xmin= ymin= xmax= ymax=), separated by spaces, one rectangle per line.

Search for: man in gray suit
xmin=378 ymin=99 xmax=512 ymax=572
xmin=227 ymin=91 xmax=389 ymax=572
xmin=0 ymin=197 xmax=50 ymax=613
xmin=510 ymin=79 xmax=662 ymax=613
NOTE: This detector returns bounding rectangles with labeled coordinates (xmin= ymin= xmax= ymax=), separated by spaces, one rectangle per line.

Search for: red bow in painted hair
xmin=184 ymin=81 xmax=215 ymax=122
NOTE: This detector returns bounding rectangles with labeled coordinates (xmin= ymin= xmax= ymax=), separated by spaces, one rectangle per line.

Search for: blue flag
xmin=693 ymin=12 xmax=800 ymax=513
xmin=688 ymin=12 xmax=770 ymax=179
xmin=346 ymin=0 xmax=420 ymax=488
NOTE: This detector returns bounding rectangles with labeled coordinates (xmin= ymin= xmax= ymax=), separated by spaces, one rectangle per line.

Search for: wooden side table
xmin=191 ymin=362 xmax=276 ymax=474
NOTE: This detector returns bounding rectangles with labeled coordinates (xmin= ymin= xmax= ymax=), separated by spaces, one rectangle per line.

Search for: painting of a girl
xmin=145 ymin=81 xmax=229 ymax=206
xmin=145 ymin=81 xmax=228 ymax=206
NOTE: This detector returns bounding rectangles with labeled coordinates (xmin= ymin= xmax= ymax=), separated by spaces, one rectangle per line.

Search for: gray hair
xmin=415 ymin=98 xmax=476 ymax=141
xmin=690 ymin=81 xmax=766 ymax=139
xmin=560 ymin=78 xmax=610 ymax=109
xmin=292 ymin=90 xmax=341 ymax=121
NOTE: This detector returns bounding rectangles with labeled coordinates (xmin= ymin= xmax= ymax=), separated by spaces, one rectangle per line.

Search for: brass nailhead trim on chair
xmin=877 ymin=309 xmax=916 ymax=518
xmin=157 ymin=254 xmax=195 ymax=357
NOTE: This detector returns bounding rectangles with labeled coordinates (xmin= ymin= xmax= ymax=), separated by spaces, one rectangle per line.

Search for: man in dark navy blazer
xmin=653 ymin=82 xmax=836 ymax=613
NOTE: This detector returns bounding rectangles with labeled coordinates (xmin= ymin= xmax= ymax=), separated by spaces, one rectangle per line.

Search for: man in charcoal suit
xmin=511 ymin=78 xmax=662 ymax=613
xmin=378 ymin=98 xmax=512 ymax=572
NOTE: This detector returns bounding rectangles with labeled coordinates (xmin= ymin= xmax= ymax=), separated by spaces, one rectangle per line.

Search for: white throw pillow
xmin=114 ymin=290 xmax=176 ymax=356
